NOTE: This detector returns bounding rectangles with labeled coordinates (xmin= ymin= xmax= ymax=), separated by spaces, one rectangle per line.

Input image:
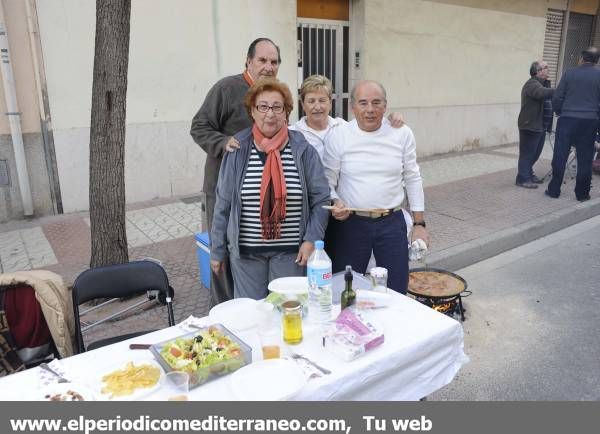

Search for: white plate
xmin=93 ymin=359 xmax=163 ymax=401
xmin=229 ymin=358 xmax=307 ymax=401
xmin=32 ymin=382 xmax=96 ymax=401
xmin=268 ymin=277 xmax=309 ymax=295
xmin=209 ymin=298 xmax=259 ymax=331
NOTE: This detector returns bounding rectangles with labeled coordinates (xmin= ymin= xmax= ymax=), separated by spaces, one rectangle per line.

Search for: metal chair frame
xmin=72 ymin=260 xmax=175 ymax=353
xmin=542 ymin=130 xmax=577 ymax=182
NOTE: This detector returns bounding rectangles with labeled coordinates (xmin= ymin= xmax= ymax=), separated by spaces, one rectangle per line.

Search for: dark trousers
xmin=516 ymin=129 xmax=545 ymax=183
xmin=323 ymin=215 xmax=338 ymax=265
xmin=548 ymin=117 xmax=597 ymax=199
xmin=205 ymin=193 xmax=234 ymax=307
xmin=329 ymin=211 xmax=409 ymax=294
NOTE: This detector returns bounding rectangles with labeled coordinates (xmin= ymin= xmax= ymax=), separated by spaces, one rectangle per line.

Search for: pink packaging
xmin=324 ymin=308 xmax=384 ymax=361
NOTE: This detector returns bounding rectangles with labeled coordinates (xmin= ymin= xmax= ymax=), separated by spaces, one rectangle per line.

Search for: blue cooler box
xmin=195 ymin=232 xmax=211 ymax=289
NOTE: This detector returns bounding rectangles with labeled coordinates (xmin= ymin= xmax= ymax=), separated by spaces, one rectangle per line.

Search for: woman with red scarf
xmin=210 ymin=79 xmax=330 ymax=299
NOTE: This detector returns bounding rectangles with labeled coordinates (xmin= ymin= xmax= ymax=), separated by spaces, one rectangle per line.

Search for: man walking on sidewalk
xmin=547 ymin=47 xmax=600 ymax=201
xmin=516 ymin=60 xmax=554 ymax=189
xmin=323 ymin=81 xmax=429 ymax=294
xmin=190 ymin=38 xmax=281 ymax=306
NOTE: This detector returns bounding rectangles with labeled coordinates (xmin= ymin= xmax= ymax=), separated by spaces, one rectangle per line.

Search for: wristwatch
xmin=413 ymin=221 xmax=426 ymax=228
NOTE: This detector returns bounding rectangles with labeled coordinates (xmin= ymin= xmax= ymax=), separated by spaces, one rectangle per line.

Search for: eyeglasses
xmin=255 ymin=104 xmax=285 ymax=114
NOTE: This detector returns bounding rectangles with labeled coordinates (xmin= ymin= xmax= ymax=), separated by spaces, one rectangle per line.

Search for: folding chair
xmin=541 ymin=130 xmax=577 ymax=182
xmin=72 ymin=260 xmax=175 ymax=353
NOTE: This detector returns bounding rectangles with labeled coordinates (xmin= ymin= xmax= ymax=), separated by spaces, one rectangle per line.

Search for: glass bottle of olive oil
xmin=282 ymin=300 xmax=303 ymax=344
xmin=340 ymin=265 xmax=356 ymax=310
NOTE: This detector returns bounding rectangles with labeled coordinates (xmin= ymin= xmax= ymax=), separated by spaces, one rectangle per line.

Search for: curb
xmin=419 ymin=197 xmax=600 ymax=272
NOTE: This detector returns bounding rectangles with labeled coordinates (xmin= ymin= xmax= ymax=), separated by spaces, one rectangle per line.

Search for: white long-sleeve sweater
xmin=323 ymin=119 xmax=425 ymax=211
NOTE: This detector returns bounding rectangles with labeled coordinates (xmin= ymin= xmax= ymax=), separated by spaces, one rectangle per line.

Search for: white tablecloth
xmin=0 ymin=293 xmax=468 ymax=401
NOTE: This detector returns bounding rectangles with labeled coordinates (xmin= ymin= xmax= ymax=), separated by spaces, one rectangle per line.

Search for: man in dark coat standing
xmin=546 ymin=47 xmax=600 ymax=201
xmin=190 ymin=38 xmax=281 ymax=306
xmin=516 ymin=60 xmax=554 ymax=188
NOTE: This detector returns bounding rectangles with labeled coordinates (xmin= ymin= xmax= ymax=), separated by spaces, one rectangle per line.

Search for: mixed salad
xmin=159 ymin=326 xmax=244 ymax=384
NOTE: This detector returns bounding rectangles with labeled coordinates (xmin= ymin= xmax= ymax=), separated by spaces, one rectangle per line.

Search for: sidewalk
xmin=1 ymin=141 xmax=599 ymax=343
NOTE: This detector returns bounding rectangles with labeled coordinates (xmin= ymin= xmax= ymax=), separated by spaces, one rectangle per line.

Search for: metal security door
xmin=297 ymin=19 xmax=350 ymax=120
xmin=563 ymin=12 xmax=594 ymax=70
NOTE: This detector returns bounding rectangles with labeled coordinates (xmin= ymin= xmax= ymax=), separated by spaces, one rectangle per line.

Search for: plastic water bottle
xmin=307 ymin=240 xmax=333 ymax=325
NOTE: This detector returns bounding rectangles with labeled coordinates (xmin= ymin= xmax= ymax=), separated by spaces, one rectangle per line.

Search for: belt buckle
xmin=372 ymin=210 xmax=389 ymax=218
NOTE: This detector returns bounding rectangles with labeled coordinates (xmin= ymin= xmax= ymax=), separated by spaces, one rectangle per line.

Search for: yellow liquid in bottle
xmin=282 ymin=314 xmax=303 ymax=344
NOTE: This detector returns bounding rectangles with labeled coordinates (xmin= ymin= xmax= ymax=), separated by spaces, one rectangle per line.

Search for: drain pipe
xmin=0 ymin=0 xmax=34 ymax=216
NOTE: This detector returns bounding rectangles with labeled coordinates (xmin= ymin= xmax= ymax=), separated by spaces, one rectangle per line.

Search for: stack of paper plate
xmin=208 ymin=298 xmax=260 ymax=331
xmin=229 ymin=359 xmax=307 ymax=401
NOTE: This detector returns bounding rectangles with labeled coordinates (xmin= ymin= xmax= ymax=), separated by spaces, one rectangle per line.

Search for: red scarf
xmin=252 ymin=124 xmax=288 ymax=240
xmin=243 ymin=70 xmax=254 ymax=86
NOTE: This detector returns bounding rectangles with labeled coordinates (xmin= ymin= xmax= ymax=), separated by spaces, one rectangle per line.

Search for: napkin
xmin=287 ymin=356 xmax=323 ymax=380
xmin=38 ymin=359 xmax=73 ymax=386
xmin=177 ymin=315 xmax=207 ymax=331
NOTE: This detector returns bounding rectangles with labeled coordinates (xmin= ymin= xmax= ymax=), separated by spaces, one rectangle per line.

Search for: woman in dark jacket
xmin=210 ymin=78 xmax=330 ymax=299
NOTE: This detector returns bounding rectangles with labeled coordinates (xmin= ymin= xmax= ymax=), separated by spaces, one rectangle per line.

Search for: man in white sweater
xmin=323 ymin=80 xmax=429 ymax=294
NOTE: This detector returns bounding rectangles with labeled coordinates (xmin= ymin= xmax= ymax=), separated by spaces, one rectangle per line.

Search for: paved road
xmin=431 ymin=215 xmax=600 ymax=400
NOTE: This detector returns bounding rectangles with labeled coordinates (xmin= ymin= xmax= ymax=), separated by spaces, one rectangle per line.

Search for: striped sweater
xmin=239 ymin=143 xmax=303 ymax=253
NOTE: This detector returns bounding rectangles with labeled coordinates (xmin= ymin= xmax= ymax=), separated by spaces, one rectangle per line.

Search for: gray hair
xmin=350 ymin=80 xmax=387 ymax=104
xmin=245 ymin=38 xmax=281 ymax=68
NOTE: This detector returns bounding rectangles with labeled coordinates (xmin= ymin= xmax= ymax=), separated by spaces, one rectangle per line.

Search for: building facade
xmin=1 ymin=0 xmax=599 ymax=221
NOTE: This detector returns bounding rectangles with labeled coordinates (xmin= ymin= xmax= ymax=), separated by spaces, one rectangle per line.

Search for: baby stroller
xmin=0 ymin=271 xmax=74 ymax=376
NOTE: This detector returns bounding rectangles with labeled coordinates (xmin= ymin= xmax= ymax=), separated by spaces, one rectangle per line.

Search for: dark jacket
xmin=211 ymin=128 xmax=331 ymax=261
xmin=542 ymin=80 xmax=553 ymax=132
xmin=518 ymin=76 xmax=554 ymax=132
xmin=553 ymin=63 xmax=600 ymax=119
xmin=190 ymin=74 xmax=252 ymax=196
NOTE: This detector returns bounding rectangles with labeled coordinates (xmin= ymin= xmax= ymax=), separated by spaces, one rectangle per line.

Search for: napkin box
xmin=324 ymin=308 xmax=384 ymax=361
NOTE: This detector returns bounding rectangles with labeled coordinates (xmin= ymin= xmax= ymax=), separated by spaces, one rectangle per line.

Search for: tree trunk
xmin=89 ymin=0 xmax=131 ymax=268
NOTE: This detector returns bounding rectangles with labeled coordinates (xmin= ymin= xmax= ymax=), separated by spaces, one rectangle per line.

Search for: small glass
xmin=369 ymin=267 xmax=388 ymax=292
xmin=282 ymin=300 xmax=303 ymax=344
xmin=163 ymin=371 xmax=189 ymax=401
xmin=259 ymin=328 xmax=281 ymax=359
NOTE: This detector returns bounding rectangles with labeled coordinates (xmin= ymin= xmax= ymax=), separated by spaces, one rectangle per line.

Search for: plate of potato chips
xmin=94 ymin=358 xmax=163 ymax=401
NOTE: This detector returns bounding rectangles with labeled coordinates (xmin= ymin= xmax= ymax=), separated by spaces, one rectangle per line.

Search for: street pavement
xmin=430 ymin=214 xmax=600 ymax=400
xmin=1 ymin=140 xmax=600 ymax=348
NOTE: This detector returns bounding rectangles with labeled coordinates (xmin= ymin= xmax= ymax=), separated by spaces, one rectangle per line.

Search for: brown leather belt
xmin=352 ymin=205 xmax=404 ymax=218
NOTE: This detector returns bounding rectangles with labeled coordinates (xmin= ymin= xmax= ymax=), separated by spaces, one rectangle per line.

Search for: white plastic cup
xmin=259 ymin=328 xmax=281 ymax=360
xmin=163 ymin=371 xmax=189 ymax=401
xmin=369 ymin=267 xmax=388 ymax=292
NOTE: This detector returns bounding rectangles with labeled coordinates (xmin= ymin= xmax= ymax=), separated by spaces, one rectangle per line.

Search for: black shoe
xmin=516 ymin=181 xmax=538 ymax=189
xmin=544 ymin=190 xmax=559 ymax=198
xmin=531 ymin=175 xmax=544 ymax=184
xmin=576 ymin=195 xmax=591 ymax=202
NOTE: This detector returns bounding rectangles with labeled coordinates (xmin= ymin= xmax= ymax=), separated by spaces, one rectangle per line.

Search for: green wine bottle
xmin=341 ymin=265 xmax=356 ymax=310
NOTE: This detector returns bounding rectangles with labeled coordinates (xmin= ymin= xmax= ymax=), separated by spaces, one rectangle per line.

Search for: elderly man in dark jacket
xmin=547 ymin=47 xmax=600 ymax=201
xmin=516 ymin=60 xmax=554 ymax=188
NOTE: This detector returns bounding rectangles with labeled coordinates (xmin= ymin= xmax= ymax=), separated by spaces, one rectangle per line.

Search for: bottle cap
xmin=344 ymin=265 xmax=353 ymax=281
xmin=281 ymin=300 xmax=301 ymax=311
xmin=315 ymin=240 xmax=324 ymax=249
